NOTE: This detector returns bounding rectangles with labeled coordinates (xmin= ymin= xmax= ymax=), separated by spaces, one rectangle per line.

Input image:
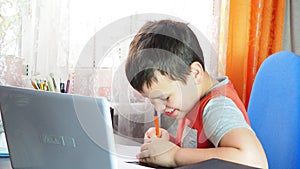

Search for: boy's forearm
xmin=173 ymin=128 xmax=268 ymax=169
xmin=174 ymin=147 xmax=266 ymax=169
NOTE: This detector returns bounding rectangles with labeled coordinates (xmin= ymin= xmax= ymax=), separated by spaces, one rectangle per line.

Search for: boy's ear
xmin=190 ymin=62 xmax=204 ymax=83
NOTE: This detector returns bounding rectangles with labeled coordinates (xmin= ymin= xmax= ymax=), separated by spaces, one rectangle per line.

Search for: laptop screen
xmin=0 ymin=85 xmax=118 ymax=169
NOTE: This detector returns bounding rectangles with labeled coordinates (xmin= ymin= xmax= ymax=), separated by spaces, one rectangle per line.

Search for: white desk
xmin=0 ymin=134 xmax=260 ymax=169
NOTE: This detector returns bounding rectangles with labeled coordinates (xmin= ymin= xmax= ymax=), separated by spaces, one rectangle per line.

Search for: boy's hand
xmin=137 ymin=138 xmax=180 ymax=167
xmin=144 ymin=127 xmax=170 ymax=141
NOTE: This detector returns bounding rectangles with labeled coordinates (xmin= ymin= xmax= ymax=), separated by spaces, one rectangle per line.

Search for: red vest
xmin=172 ymin=82 xmax=250 ymax=148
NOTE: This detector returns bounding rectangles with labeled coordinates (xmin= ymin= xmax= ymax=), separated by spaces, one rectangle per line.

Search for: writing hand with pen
xmin=137 ymin=126 xmax=180 ymax=168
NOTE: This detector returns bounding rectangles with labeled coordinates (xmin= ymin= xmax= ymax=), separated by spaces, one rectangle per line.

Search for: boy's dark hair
xmin=125 ymin=19 xmax=205 ymax=93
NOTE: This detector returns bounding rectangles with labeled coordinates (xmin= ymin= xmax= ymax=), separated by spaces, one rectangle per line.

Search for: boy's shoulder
xmin=203 ymin=76 xmax=230 ymax=98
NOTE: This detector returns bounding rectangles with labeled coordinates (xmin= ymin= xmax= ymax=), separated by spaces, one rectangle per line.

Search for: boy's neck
xmin=199 ymin=72 xmax=219 ymax=97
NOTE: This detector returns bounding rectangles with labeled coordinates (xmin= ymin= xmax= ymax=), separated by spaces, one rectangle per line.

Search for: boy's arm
xmin=138 ymin=127 xmax=268 ymax=169
xmin=175 ymin=127 xmax=268 ymax=168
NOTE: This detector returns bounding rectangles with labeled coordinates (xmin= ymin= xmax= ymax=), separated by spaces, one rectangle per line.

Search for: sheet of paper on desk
xmin=115 ymin=144 xmax=140 ymax=161
xmin=115 ymin=144 xmax=156 ymax=168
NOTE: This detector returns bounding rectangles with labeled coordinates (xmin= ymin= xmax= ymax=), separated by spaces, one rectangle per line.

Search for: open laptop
xmin=0 ymin=85 xmax=120 ymax=169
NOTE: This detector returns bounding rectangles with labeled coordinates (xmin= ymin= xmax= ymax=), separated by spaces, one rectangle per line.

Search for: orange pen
xmin=154 ymin=111 xmax=160 ymax=137
xmin=30 ymin=79 xmax=39 ymax=90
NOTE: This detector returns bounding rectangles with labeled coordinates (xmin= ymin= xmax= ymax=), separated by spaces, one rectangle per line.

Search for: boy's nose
xmin=148 ymin=98 xmax=166 ymax=112
xmin=153 ymin=103 xmax=166 ymax=113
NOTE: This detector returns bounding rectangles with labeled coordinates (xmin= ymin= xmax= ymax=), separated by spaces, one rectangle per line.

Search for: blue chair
xmin=248 ymin=51 xmax=300 ymax=169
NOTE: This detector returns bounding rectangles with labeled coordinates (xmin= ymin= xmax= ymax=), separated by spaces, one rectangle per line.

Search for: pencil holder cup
xmin=113 ymin=102 xmax=154 ymax=143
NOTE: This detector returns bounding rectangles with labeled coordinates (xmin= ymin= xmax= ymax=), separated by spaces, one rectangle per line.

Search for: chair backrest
xmin=248 ymin=51 xmax=300 ymax=169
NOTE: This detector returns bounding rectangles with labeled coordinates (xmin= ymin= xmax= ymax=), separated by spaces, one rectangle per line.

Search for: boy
xmin=125 ymin=19 xmax=268 ymax=168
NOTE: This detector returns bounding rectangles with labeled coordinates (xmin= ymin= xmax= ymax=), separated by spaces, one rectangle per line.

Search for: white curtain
xmin=282 ymin=0 xmax=300 ymax=55
xmin=20 ymin=0 xmax=71 ymax=82
xmin=20 ymin=0 xmax=222 ymax=90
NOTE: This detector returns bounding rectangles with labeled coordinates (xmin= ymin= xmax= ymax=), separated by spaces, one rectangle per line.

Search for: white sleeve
xmin=202 ymin=96 xmax=253 ymax=147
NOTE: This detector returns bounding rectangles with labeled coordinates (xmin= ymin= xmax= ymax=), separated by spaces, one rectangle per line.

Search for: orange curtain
xmin=226 ymin=0 xmax=286 ymax=108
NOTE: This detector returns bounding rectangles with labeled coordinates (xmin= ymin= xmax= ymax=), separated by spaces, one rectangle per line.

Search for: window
xmin=2 ymin=0 xmax=223 ymax=99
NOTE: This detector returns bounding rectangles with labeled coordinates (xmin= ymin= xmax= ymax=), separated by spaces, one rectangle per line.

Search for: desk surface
xmin=0 ymin=157 xmax=260 ymax=169
xmin=0 ymin=134 xmax=260 ymax=169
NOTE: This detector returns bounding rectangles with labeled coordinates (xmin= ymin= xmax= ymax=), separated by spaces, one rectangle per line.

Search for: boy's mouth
xmin=165 ymin=108 xmax=176 ymax=116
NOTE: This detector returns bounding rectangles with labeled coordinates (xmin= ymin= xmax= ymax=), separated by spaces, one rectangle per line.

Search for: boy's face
xmin=141 ymin=71 xmax=201 ymax=119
